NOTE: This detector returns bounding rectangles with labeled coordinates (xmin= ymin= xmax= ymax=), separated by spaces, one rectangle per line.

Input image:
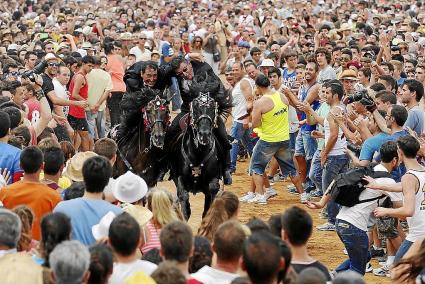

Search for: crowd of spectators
xmin=1 ymin=0 xmax=425 ymax=283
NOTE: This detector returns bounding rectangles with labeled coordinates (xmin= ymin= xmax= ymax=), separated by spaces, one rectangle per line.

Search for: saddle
xmin=179 ymin=113 xmax=190 ymax=131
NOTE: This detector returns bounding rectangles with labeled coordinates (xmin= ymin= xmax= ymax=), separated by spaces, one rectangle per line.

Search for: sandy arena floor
xmin=159 ymin=160 xmax=391 ymax=284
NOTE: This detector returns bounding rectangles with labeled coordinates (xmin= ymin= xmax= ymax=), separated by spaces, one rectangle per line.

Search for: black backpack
xmin=328 ymin=164 xmax=392 ymax=207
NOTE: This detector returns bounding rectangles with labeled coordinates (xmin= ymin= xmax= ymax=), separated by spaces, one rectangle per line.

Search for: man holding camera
xmin=38 ymin=53 xmax=88 ymax=115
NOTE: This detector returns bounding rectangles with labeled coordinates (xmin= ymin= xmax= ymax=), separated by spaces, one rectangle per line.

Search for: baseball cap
xmin=259 ymin=59 xmax=275 ymax=68
xmin=238 ymin=41 xmax=250 ymax=49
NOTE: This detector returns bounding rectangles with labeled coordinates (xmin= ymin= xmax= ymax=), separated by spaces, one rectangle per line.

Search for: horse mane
xmin=189 ymin=69 xmax=233 ymax=117
xmin=120 ymin=88 xmax=162 ymax=127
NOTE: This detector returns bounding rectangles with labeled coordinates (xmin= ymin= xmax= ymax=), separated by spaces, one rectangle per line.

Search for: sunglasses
xmin=48 ymin=62 xmax=60 ymax=67
xmin=140 ymin=37 xmax=147 ymax=40
xmin=176 ymin=66 xmax=189 ymax=76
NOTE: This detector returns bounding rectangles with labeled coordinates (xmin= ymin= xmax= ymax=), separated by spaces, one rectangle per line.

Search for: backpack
xmin=328 ymin=164 xmax=392 ymax=207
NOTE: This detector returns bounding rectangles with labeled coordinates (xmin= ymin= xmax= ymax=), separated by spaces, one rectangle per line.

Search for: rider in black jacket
xmin=166 ymin=56 xmax=233 ymax=184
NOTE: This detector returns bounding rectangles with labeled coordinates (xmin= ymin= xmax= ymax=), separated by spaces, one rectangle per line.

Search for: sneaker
xmin=300 ymin=192 xmax=311 ymax=204
xmin=378 ymin=261 xmax=387 ymax=266
xmin=377 ymin=256 xmax=387 ymax=264
xmin=373 ymin=265 xmax=390 ymax=277
xmin=310 ymin=190 xmax=323 ymax=198
xmin=370 ymin=247 xmax=385 ymax=258
xmin=265 ymin=188 xmax=278 ymax=199
xmin=247 ymin=194 xmax=262 ymax=203
xmin=365 ymin=262 xmax=373 ymax=273
xmin=239 ymin=192 xmax=255 ymax=202
xmin=316 ymin=222 xmax=336 ymax=231
xmin=254 ymin=194 xmax=268 ymax=205
xmin=319 ymin=210 xmax=328 ymax=219
xmin=287 ymin=185 xmax=299 ymax=195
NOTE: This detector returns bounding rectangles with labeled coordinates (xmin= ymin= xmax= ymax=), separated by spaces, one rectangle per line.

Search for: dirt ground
xmin=160 ymin=160 xmax=391 ymax=284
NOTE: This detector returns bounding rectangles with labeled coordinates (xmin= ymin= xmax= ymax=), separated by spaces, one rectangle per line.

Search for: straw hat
xmin=92 ymin=211 xmax=117 ymax=240
xmin=64 ymin=151 xmax=98 ymax=182
xmin=339 ymin=69 xmax=358 ymax=81
xmin=339 ymin=23 xmax=352 ymax=32
xmin=120 ymin=203 xmax=153 ymax=227
xmin=112 ymin=171 xmax=148 ymax=203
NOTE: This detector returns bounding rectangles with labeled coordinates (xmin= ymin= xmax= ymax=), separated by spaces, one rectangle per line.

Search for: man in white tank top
xmin=372 ymin=135 xmax=425 ymax=262
xmin=229 ymin=62 xmax=255 ymax=174
xmin=317 ymin=80 xmax=349 ymax=232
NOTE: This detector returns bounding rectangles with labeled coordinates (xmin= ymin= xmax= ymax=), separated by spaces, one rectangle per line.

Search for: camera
xmin=346 ymin=89 xmax=374 ymax=106
xmin=21 ymin=60 xmax=47 ymax=83
xmin=347 ymin=142 xmax=361 ymax=157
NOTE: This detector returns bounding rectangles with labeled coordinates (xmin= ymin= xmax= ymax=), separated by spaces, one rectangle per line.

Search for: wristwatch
xmin=34 ymin=89 xmax=45 ymax=101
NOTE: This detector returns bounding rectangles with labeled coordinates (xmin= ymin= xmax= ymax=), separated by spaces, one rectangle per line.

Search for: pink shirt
xmin=141 ymin=221 xmax=161 ymax=255
xmin=107 ymin=54 xmax=126 ymax=93
xmin=24 ymin=98 xmax=41 ymax=125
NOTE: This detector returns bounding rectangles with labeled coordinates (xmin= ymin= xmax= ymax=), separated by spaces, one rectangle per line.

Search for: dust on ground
xmin=159 ymin=160 xmax=390 ymax=284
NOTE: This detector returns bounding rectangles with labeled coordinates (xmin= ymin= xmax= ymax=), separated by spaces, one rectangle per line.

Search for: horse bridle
xmin=189 ymin=92 xmax=218 ymax=133
xmin=142 ymin=95 xmax=170 ymax=133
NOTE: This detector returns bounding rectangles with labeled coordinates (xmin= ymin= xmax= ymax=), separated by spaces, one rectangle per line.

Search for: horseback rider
xmin=114 ymin=61 xmax=171 ymax=144
xmin=166 ymin=56 xmax=233 ymax=185
xmin=116 ymin=55 xmax=199 ymax=142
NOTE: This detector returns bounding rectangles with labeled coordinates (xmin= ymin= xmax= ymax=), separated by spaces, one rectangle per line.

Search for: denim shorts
xmin=289 ymin=131 xmax=297 ymax=150
xmin=294 ymin=129 xmax=317 ymax=160
xmin=251 ymin=139 xmax=295 ymax=175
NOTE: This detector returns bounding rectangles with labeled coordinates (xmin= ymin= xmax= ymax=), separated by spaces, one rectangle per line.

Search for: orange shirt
xmin=0 ymin=181 xmax=61 ymax=240
xmin=106 ymin=54 xmax=126 ymax=92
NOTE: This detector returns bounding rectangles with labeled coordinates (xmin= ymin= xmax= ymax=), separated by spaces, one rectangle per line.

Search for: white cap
xmin=7 ymin=44 xmax=18 ymax=51
xmin=91 ymin=211 xmax=117 ymax=240
xmin=44 ymin=53 xmax=57 ymax=61
xmin=112 ymin=171 xmax=148 ymax=203
xmin=259 ymin=59 xmax=275 ymax=68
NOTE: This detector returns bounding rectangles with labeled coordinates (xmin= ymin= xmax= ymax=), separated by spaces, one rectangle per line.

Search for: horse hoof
xmin=223 ymin=171 xmax=232 ymax=185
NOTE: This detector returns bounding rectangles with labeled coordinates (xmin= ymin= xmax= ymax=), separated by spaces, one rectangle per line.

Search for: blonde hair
xmin=148 ymin=188 xmax=179 ymax=227
xmin=197 ymin=191 xmax=239 ymax=241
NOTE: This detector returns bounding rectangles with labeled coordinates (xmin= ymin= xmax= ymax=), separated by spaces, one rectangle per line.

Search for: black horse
xmin=112 ymin=88 xmax=171 ymax=187
xmin=169 ymin=92 xmax=222 ymax=220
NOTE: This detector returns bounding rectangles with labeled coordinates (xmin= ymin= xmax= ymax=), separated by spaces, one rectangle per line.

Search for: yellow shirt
xmin=39 ymin=172 xmax=71 ymax=191
xmin=254 ymin=91 xmax=289 ymax=142
xmin=87 ymin=69 xmax=113 ymax=111
xmin=125 ymin=272 xmax=156 ymax=284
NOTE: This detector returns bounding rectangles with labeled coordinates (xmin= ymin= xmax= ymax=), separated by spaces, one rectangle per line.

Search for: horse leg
xmin=203 ymin=178 xmax=220 ymax=217
xmin=177 ymin=177 xmax=191 ymax=220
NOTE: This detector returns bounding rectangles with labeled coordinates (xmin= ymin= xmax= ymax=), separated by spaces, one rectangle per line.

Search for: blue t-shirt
xmin=0 ymin=143 xmax=22 ymax=184
xmin=282 ymin=68 xmax=296 ymax=88
xmin=397 ymin=77 xmax=406 ymax=86
xmin=54 ymin=198 xmax=123 ymax=245
xmin=359 ymin=132 xmax=390 ymax=161
xmin=404 ymin=106 xmax=424 ymax=136
xmin=387 ymin=129 xmax=409 ymax=182
xmin=160 ymin=41 xmax=172 ymax=66
xmin=297 ymin=84 xmax=320 ymax=131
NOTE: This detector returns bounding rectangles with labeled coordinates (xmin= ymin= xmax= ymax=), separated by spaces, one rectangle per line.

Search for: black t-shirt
xmin=41 ymin=73 xmax=55 ymax=110
xmin=292 ymin=260 xmax=332 ymax=281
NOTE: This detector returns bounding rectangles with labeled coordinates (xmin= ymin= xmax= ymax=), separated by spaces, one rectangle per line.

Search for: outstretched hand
xmin=363 ymin=175 xmax=380 ymax=190
xmin=306 ymin=201 xmax=323 ymax=209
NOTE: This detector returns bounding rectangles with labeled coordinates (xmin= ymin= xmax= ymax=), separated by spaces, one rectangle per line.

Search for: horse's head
xmin=190 ymin=92 xmax=217 ymax=146
xmin=144 ymin=95 xmax=170 ymax=148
